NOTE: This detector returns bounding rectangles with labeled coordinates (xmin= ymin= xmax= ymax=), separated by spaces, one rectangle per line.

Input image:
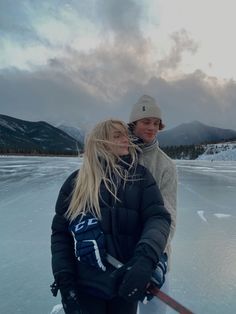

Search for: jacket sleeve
xmin=160 ymin=162 xmax=177 ymax=245
xmin=51 ymin=171 xmax=78 ymax=282
xmin=136 ymin=168 xmax=171 ymax=263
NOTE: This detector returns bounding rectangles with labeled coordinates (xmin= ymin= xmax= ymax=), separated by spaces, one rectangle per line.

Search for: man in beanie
xmin=128 ymin=95 xmax=177 ymax=314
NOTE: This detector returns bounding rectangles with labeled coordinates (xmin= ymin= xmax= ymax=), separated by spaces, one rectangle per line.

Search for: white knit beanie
xmin=129 ymin=95 xmax=162 ymax=123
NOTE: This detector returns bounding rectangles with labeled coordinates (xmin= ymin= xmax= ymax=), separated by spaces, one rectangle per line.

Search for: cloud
xmin=0 ymin=1 xmax=98 ymax=48
xmin=142 ymin=71 xmax=236 ymax=129
xmin=110 ymin=70 xmax=236 ymax=131
xmin=43 ymin=28 xmax=198 ymax=103
xmin=1 ymin=1 xmax=236 ymax=131
xmin=0 ymin=67 xmax=121 ymax=130
xmin=96 ymin=0 xmax=142 ymax=39
xmin=0 ymin=1 xmax=39 ymax=43
xmin=47 ymin=39 xmax=152 ymax=102
xmin=1 ymin=67 xmax=236 ymax=131
xmin=157 ymin=29 xmax=198 ymax=76
xmin=0 ymin=0 xmax=198 ymax=81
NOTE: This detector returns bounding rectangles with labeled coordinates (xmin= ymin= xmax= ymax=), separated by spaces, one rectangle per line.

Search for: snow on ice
xmin=197 ymin=142 xmax=236 ymax=161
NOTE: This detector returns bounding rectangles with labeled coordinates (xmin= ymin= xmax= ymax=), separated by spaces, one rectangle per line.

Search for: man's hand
xmin=151 ymin=253 xmax=168 ymax=289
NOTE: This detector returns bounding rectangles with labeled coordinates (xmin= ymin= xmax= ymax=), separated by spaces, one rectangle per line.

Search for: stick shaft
xmin=149 ymin=286 xmax=194 ymax=314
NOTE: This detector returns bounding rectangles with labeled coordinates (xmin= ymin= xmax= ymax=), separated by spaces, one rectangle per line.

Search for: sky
xmin=1 ymin=0 xmax=236 ymax=131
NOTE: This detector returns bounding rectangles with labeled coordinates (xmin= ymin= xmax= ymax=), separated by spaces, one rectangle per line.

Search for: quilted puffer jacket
xmin=51 ymin=158 xmax=171 ymax=297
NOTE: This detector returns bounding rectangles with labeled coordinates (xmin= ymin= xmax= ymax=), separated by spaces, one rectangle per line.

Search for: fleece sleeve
xmin=160 ymin=162 xmax=177 ymax=246
xmin=137 ymin=168 xmax=171 ymax=263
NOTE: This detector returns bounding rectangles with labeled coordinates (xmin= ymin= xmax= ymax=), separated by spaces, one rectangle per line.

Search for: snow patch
xmin=0 ymin=118 xmax=16 ymax=131
xmin=197 ymin=210 xmax=208 ymax=222
xmin=50 ymin=304 xmax=63 ymax=314
xmin=213 ymin=213 xmax=232 ymax=218
xmin=0 ymin=118 xmax=27 ymax=132
xmin=197 ymin=143 xmax=236 ymax=161
xmin=197 ymin=211 xmax=232 ymax=221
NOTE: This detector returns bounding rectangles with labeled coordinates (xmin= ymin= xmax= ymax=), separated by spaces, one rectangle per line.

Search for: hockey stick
xmin=106 ymin=253 xmax=194 ymax=314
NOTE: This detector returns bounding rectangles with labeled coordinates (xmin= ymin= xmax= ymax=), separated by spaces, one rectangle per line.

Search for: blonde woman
xmin=51 ymin=119 xmax=171 ymax=314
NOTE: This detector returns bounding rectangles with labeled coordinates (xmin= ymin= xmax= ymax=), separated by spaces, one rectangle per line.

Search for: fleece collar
xmin=132 ymin=136 xmax=159 ymax=152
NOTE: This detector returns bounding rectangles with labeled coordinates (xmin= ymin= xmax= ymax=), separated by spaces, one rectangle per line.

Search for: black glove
xmin=116 ymin=256 xmax=154 ymax=302
xmin=61 ymin=288 xmax=83 ymax=314
xmin=55 ymin=272 xmax=83 ymax=314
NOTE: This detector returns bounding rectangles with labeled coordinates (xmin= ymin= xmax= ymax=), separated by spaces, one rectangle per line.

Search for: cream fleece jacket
xmin=138 ymin=140 xmax=177 ymax=270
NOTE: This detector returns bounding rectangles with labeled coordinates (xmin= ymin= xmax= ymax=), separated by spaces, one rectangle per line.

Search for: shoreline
xmin=0 ymin=153 xmax=83 ymax=158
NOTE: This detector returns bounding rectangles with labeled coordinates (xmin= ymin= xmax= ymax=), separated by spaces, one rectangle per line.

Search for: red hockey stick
xmin=148 ymin=286 xmax=194 ymax=314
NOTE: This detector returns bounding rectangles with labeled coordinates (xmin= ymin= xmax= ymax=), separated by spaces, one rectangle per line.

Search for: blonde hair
xmin=65 ymin=119 xmax=138 ymax=222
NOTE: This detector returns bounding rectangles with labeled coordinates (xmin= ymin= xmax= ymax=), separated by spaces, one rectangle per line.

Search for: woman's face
xmin=109 ymin=124 xmax=129 ymax=156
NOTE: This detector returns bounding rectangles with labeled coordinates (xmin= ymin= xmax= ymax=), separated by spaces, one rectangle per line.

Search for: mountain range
xmin=1 ymin=114 xmax=236 ymax=155
xmin=158 ymin=121 xmax=236 ymax=147
xmin=0 ymin=114 xmax=83 ymax=155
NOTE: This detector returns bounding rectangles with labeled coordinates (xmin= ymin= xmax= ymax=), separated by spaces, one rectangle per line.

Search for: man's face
xmin=133 ymin=118 xmax=160 ymax=143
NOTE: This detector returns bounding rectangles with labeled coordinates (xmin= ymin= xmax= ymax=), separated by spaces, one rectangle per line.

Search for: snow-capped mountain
xmin=197 ymin=142 xmax=236 ymax=161
xmin=158 ymin=121 xmax=236 ymax=146
xmin=56 ymin=124 xmax=85 ymax=144
xmin=0 ymin=114 xmax=83 ymax=154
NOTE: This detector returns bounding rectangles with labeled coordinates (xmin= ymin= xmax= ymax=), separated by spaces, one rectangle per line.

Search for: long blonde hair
xmin=65 ymin=119 xmax=138 ymax=222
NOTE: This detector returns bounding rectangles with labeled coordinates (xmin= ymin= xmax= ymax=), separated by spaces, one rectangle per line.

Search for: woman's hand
xmin=61 ymin=289 xmax=83 ymax=314
xmin=116 ymin=256 xmax=154 ymax=302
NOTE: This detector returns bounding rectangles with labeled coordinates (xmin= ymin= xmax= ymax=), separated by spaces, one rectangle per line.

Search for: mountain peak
xmin=0 ymin=114 xmax=83 ymax=155
xmin=159 ymin=121 xmax=236 ymax=146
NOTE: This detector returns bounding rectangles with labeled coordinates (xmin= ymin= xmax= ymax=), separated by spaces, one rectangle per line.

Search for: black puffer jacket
xmin=51 ymin=161 xmax=171 ymax=296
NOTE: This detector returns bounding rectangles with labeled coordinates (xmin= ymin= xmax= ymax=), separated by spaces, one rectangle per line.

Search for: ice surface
xmin=0 ymin=156 xmax=236 ymax=314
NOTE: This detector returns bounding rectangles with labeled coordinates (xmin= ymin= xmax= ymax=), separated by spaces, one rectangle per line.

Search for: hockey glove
xmin=117 ymin=256 xmax=154 ymax=302
xmin=69 ymin=215 xmax=106 ymax=271
xmin=143 ymin=253 xmax=168 ymax=302
xmin=151 ymin=252 xmax=168 ymax=289
xmin=61 ymin=289 xmax=83 ymax=314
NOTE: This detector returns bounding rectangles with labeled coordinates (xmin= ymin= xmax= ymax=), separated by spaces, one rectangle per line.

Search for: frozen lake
xmin=0 ymin=156 xmax=235 ymax=314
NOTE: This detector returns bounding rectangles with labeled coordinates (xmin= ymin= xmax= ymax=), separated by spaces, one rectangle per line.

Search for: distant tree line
xmin=161 ymin=145 xmax=205 ymax=160
xmin=0 ymin=146 xmax=82 ymax=156
xmin=212 ymin=137 xmax=236 ymax=144
xmin=0 ymin=145 xmax=203 ymax=159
